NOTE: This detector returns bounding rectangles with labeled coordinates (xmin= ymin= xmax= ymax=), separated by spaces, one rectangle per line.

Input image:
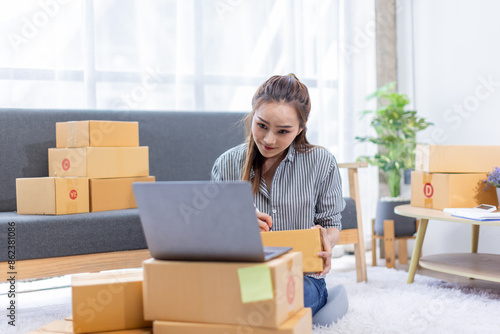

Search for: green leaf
xmin=355 ymin=81 xmax=433 ymax=195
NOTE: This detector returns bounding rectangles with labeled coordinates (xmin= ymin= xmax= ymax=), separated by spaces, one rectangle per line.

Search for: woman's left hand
xmin=311 ymin=225 xmax=332 ymax=276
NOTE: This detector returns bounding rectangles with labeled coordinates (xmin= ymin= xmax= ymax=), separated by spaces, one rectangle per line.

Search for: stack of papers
xmin=443 ymin=208 xmax=500 ymax=221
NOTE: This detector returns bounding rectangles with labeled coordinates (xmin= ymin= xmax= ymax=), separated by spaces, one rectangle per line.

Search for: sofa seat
xmin=0 ymin=210 xmax=145 ymax=262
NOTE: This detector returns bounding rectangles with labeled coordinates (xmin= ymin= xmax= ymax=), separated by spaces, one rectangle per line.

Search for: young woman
xmin=211 ymin=74 xmax=348 ymax=322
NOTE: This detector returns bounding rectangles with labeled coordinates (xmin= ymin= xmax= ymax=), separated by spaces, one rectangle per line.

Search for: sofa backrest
xmin=0 ymin=109 xmax=247 ymax=212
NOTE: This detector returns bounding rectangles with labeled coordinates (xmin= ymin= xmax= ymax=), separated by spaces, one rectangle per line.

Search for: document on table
xmin=443 ymin=208 xmax=500 ymax=221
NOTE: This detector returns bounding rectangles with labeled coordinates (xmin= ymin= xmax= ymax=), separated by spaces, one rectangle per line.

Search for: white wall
xmin=397 ymin=0 xmax=500 ymax=256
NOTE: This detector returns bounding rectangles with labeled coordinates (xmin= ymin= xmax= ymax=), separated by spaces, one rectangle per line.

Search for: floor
xmin=1 ymin=249 xmax=499 ymax=333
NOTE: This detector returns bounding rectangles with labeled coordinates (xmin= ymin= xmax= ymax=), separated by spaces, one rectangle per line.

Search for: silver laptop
xmin=133 ymin=181 xmax=291 ymax=262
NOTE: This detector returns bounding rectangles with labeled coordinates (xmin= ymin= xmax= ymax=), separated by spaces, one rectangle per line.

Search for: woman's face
xmin=252 ymin=102 xmax=303 ymax=160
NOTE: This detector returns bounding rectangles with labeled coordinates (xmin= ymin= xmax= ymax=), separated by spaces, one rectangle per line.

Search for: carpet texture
xmin=318 ymin=266 xmax=500 ymax=333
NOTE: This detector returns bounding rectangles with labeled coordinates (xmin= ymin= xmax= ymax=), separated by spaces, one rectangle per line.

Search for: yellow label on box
xmin=238 ymin=264 xmax=274 ymax=303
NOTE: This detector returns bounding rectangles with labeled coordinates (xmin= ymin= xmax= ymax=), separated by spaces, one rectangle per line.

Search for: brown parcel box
xmin=27 ymin=332 xmax=151 ymax=334
xmin=90 ymin=176 xmax=155 ymax=212
xmin=72 ymin=269 xmax=152 ymax=333
xmin=56 ymin=120 xmax=139 ymax=148
xmin=415 ymin=144 xmax=500 ymax=173
xmin=154 ymin=307 xmax=312 ymax=334
xmin=39 ymin=320 xmax=73 ymax=333
xmin=261 ymin=229 xmax=323 ymax=273
xmin=49 ymin=146 xmax=149 ymax=179
xmin=143 ymin=252 xmax=303 ymax=328
xmin=16 ymin=177 xmax=89 ymax=215
xmin=411 ymin=171 xmax=498 ymax=210
xmin=39 ymin=319 xmax=151 ymax=334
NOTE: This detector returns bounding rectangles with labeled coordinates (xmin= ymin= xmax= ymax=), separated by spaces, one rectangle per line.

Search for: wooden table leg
xmin=398 ymin=239 xmax=408 ymax=265
xmin=471 ymin=224 xmax=479 ymax=253
xmin=407 ymin=218 xmax=428 ymax=284
xmin=384 ymin=220 xmax=396 ymax=269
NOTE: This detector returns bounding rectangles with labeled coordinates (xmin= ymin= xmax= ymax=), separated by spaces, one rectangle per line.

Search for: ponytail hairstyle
xmin=241 ymin=74 xmax=314 ymax=193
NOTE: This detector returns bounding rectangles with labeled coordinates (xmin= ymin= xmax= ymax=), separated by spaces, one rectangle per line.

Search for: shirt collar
xmin=283 ymin=144 xmax=296 ymax=162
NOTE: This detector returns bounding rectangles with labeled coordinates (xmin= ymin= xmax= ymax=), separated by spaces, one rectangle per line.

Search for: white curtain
xmin=338 ymin=0 xmax=378 ymax=242
xmin=0 ymin=0 xmax=377 ymax=241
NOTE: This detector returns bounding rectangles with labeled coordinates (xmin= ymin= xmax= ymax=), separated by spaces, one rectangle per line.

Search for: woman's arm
xmin=326 ymin=226 xmax=340 ymax=248
xmin=312 ymin=225 xmax=340 ymax=276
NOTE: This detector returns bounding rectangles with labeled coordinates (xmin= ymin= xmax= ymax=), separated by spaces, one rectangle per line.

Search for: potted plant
xmin=356 ymin=82 xmax=433 ymax=236
xmin=485 ymin=167 xmax=500 ymax=208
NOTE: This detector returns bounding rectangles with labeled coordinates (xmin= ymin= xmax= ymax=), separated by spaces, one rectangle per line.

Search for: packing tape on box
xmin=237 ymin=264 xmax=274 ymax=304
xmin=67 ymin=121 xmax=78 ymax=147
xmin=423 ymin=173 xmax=433 ymax=208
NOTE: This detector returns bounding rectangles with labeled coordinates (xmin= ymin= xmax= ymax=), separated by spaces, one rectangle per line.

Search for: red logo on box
xmin=287 ymin=276 xmax=295 ymax=304
xmin=69 ymin=190 xmax=78 ymax=200
xmin=424 ymin=183 xmax=434 ymax=198
xmin=62 ymin=158 xmax=70 ymax=171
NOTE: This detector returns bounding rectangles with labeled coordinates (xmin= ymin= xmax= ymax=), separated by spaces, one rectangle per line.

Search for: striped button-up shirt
xmin=211 ymin=143 xmax=345 ymax=231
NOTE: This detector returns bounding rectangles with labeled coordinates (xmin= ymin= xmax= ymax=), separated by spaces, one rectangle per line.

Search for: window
xmin=1 ymin=0 xmax=342 ymax=143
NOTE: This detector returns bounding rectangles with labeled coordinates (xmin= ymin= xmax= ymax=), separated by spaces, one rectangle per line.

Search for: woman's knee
xmin=312 ymin=285 xmax=349 ymax=326
xmin=303 ymin=276 xmax=328 ymax=315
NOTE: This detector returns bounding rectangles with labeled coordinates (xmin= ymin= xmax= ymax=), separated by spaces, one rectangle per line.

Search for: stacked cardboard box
xmin=153 ymin=308 xmax=312 ymax=334
xmin=34 ymin=319 xmax=152 ymax=334
xmin=16 ymin=176 xmax=90 ymax=215
xmin=27 ymin=269 xmax=152 ymax=333
xmin=143 ymin=252 xmax=312 ymax=333
xmin=28 ymin=325 xmax=151 ymax=334
xmin=71 ymin=269 xmax=152 ymax=333
xmin=16 ymin=121 xmax=155 ymax=214
xmin=32 ymin=255 xmax=312 ymax=333
xmin=411 ymin=144 xmax=500 ymax=209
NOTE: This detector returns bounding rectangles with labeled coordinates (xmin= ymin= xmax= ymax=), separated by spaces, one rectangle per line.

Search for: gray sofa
xmin=0 ymin=109 xmax=363 ymax=282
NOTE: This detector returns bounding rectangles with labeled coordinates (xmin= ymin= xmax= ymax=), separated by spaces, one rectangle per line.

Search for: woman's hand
xmin=311 ymin=225 xmax=338 ymax=276
xmin=256 ymin=210 xmax=272 ymax=232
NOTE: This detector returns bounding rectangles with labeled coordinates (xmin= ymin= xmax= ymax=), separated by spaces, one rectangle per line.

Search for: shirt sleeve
xmin=210 ymin=157 xmax=223 ymax=181
xmin=314 ymin=155 xmax=345 ymax=230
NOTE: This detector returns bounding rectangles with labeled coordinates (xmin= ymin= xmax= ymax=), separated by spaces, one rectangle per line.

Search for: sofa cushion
xmin=0 ymin=210 xmax=145 ymax=262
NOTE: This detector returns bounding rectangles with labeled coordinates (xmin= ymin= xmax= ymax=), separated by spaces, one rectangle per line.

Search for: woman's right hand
xmin=256 ymin=210 xmax=272 ymax=232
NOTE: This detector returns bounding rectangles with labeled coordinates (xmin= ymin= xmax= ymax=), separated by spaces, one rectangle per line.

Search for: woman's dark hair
xmin=242 ymin=74 xmax=314 ymax=193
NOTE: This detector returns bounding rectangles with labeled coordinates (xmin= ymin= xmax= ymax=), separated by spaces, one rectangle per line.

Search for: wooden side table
xmin=394 ymin=205 xmax=500 ymax=284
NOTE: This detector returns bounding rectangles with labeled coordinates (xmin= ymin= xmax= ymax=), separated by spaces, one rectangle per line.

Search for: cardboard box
xmin=90 ymin=176 xmax=155 ymax=212
xmin=153 ymin=307 xmax=312 ymax=334
xmin=143 ymin=252 xmax=303 ymax=328
xmin=56 ymin=120 xmax=139 ymax=148
xmin=40 ymin=320 xmax=73 ymax=333
xmin=72 ymin=269 xmax=152 ymax=333
xmin=49 ymin=146 xmax=149 ymax=178
xmin=38 ymin=319 xmax=152 ymax=334
xmin=16 ymin=177 xmax=89 ymax=215
xmin=261 ymin=229 xmax=323 ymax=273
xmin=415 ymin=144 xmax=500 ymax=173
xmin=411 ymin=171 xmax=498 ymax=209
